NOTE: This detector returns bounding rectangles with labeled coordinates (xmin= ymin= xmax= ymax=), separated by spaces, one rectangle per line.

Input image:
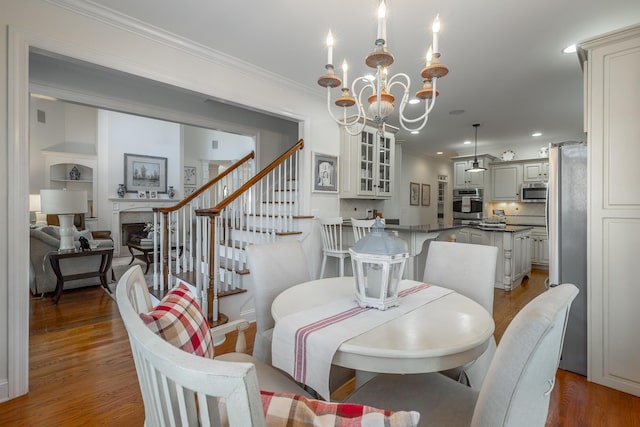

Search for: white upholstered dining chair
xmin=116 ymin=265 xmax=311 ymax=427
xmin=423 ymin=241 xmax=499 ymax=389
xmin=318 ymin=217 xmax=350 ymax=278
xmin=245 ymin=240 xmax=354 ymax=394
xmin=345 ymin=283 xmax=579 ymax=427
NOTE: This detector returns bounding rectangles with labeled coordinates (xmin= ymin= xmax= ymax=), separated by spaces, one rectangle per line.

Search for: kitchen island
xmin=454 ymin=225 xmax=533 ymax=290
xmin=343 ymin=220 xmax=532 ymax=290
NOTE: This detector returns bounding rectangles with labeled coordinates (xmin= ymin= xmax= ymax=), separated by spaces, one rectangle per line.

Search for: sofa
xmin=29 ymin=225 xmax=114 ymax=295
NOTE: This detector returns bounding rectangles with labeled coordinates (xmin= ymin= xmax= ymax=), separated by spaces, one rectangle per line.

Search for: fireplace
xmin=121 ymin=222 xmax=148 ymax=245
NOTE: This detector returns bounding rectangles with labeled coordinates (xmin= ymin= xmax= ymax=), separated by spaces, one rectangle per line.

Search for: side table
xmin=127 ymin=242 xmax=184 ymax=274
xmin=48 ymin=248 xmax=114 ymax=305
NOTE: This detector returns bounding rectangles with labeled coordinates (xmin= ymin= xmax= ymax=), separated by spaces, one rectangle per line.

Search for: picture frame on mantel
xmin=312 ymin=152 xmax=338 ymax=193
xmin=125 ymin=153 xmax=167 ymax=193
xmin=410 ymin=182 xmax=420 ymax=206
xmin=421 ymin=184 xmax=431 ymax=206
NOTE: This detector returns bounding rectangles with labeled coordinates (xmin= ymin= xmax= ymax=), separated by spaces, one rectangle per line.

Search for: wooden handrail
xmin=156 ymin=150 xmax=255 ymax=213
xmin=197 ymin=139 xmax=304 ymax=216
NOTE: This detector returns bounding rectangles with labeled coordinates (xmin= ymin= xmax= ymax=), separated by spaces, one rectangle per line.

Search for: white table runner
xmin=271 ymin=280 xmax=453 ymax=400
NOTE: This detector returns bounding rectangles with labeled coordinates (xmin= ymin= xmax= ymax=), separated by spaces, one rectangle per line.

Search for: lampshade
xmin=40 ymin=189 xmax=87 ymax=214
xmin=28 ymin=194 xmax=41 ymax=212
xmin=40 ymin=190 xmax=87 ymax=252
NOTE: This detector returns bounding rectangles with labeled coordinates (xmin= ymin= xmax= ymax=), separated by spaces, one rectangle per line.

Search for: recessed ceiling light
xmin=562 ymin=44 xmax=577 ymax=54
xmin=532 ymin=132 xmax=542 ymax=137
xmin=410 ymin=130 xmax=420 ymax=134
xmin=463 ymin=140 xmax=472 ymax=145
xmin=436 ymin=151 xmax=443 ymax=155
xmin=408 ymin=98 xmax=420 ymax=105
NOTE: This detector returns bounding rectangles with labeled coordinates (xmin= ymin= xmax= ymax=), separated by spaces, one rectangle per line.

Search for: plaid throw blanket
xmin=261 ymin=390 xmax=420 ymax=426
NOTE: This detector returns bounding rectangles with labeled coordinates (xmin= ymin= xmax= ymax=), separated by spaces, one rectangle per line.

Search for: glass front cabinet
xmin=340 ymin=122 xmax=396 ymax=199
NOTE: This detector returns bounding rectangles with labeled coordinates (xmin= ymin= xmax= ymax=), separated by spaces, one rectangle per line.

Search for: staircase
xmin=149 ymin=139 xmax=309 ymax=323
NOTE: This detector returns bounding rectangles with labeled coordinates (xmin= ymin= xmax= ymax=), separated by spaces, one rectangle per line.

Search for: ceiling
xmin=86 ymin=0 xmax=640 ymax=158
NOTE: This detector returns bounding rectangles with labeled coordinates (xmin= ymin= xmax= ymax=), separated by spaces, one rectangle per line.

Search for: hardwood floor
xmin=0 ymin=269 xmax=639 ymax=426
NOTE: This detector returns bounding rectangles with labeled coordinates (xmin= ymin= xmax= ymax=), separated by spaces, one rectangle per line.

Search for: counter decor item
xmin=117 ymin=184 xmax=126 ymax=198
xmin=350 ymin=217 xmax=409 ymax=310
xmin=69 ymin=165 xmax=81 ymax=180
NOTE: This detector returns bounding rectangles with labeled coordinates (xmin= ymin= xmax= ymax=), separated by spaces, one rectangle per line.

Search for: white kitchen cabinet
xmin=340 ymin=122 xmax=396 ymax=199
xmin=529 ymin=226 xmax=549 ymax=266
xmin=490 ymin=163 xmax=523 ymax=201
xmin=455 ymin=227 xmax=531 ymax=290
xmin=581 ymin=24 xmax=640 ymax=396
xmin=452 ymin=155 xmax=496 ymax=189
xmin=523 ymin=162 xmax=549 ymax=182
xmin=454 ymin=227 xmax=491 ymax=245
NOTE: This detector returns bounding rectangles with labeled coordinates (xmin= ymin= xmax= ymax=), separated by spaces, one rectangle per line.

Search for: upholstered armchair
xmin=29 ymin=225 xmax=114 ymax=295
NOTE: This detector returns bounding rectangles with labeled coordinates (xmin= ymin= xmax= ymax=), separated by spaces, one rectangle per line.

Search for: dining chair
xmin=245 ymin=240 xmax=355 ymax=394
xmin=345 ymin=283 xmax=579 ymax=427
xmin=423 ymin=241 xmax=499 ymax=389
xmin=319 ymin=217 xmax=350 ymax=278
xmin=350 ymin=218 xmax=377 ymax=242
xmin=116 ymin=265 xmax=312 ymax=427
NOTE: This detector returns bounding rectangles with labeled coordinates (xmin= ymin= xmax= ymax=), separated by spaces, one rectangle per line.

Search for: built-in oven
xmin=453 ymin=188 xmax=484 ymax=221
xmin=521 ymin=182 xmax=547 ymax=202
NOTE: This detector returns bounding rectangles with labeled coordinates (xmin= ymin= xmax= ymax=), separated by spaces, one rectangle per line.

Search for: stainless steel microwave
xmin=521 ymin=182 xmax=547 ymax=202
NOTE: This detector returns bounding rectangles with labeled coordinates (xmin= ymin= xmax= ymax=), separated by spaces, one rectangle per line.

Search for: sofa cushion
xmin=260 ymin=390 xmax=420 ymax=427
xmin=40 ymin=226 xmax=60 ymax=239
xmin=140 ymin=283 xmax=214 ymax=358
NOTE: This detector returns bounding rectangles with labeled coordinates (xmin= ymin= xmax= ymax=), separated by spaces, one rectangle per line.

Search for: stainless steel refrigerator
xmin=547 ymin=141 xmax=588 ymax=376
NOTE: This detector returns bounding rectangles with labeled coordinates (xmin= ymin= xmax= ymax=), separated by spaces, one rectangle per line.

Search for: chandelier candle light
xmin=318 ymin=0 xmax=448 ymax=135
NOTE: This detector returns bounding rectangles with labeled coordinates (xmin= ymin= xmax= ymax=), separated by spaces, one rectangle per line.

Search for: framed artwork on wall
xmin=125 ymin=153 xmax=167 ymax=193
xmin=421 ymin=184 xmax=431 ymax=206
xmin=184 ymin=166 xmax=197 ymax=185
xmin=410 ymin=182 xmax=420 ymax=206
xmin=312 ymin=152 xmax=338 ymax=193
xmin=183 ymin=186 xmax=197 ymax=197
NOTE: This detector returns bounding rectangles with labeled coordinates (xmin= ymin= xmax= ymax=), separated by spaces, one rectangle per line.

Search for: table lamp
xmin=40 ymin=189 xmax=87 ymax=252
xmin=29 ymin=194 xmax=47 ymax=225
xmin=350 ymin=217 xmax=409 ymax=310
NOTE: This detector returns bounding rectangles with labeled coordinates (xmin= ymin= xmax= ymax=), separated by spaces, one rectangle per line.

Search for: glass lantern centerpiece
xmin=349 ymin=218 xmax=409 ymax=310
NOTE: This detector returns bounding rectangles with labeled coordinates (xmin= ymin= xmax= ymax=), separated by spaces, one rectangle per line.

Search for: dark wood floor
xmin=0 ymin=269 xmax=639 ymax=426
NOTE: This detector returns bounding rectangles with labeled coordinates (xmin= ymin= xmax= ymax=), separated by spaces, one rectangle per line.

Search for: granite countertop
xmin=343 ymin=220 xmax=534 ymax=233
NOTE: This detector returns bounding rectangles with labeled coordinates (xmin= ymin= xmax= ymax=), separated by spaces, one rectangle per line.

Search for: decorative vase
xmin=69 ymin=166 xmax=81 ymax=180
xmin=168 ymin=186 xmax=175 ymax=199
xmin=117 ymin=184 xmax=126 ymax=198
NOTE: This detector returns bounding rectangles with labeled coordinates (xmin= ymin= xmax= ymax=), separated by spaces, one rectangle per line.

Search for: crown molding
xmin=43 ymin=0 xmax=319 ymax=98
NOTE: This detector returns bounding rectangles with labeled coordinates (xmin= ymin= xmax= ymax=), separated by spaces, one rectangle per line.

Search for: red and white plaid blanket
xmin=272 ymin=280 xmax=452 ymax=400
xmin=261 ymin=390 xmax=420 ymax=426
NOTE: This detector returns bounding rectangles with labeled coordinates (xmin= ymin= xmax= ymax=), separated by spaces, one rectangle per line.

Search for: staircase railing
xmin=196 ymin=139 xmax=304 ymax=322
xmin=151 ymin=151 xmax=255 ymax=296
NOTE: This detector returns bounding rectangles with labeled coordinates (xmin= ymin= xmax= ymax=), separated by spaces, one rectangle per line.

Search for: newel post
xmin=196 ymin=208 xmax=222 ymax=324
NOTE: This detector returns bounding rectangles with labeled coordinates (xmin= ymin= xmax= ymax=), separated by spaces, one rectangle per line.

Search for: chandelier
xmin=317 ymin=0 xmax=448 ymax=136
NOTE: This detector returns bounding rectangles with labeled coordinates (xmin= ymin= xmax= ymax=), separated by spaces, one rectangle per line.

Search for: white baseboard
xmin=0 ymin=378 xmax=9 ymax=403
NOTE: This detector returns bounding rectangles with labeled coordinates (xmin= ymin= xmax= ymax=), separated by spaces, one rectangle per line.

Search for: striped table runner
xmin=271 ymin=280 xmax=453 ymax=400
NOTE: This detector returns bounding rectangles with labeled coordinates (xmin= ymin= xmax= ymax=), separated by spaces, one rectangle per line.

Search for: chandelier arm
xmin=326 ymin=87 xmax=364 ymax=133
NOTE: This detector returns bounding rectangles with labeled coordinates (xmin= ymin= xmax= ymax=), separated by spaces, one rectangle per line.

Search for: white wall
xmin=2 ymin=0 xmax=340 ymax=401
xmin=382 ymin=145 xmax=453 ymax=226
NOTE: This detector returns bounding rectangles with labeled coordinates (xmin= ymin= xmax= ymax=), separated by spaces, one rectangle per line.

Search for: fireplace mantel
xmin=111 ymin=198 xmax=179 ymax=255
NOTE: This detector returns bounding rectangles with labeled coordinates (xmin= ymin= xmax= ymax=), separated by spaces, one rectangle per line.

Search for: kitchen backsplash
xmin=486 ymin=202 xmax=546 ymax=226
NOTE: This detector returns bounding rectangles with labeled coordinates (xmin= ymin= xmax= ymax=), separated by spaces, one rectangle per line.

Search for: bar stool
xmin=319 ymin=217 xmax=350 ymax=278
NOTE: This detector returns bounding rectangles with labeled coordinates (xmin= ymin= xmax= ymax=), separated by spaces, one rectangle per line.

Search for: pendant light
xmin=466 ymin=123 xmax=487 ymax=173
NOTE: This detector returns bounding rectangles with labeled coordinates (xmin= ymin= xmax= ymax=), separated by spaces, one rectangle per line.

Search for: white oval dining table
xmin=271 ymin=276 xmax=495 ymax=376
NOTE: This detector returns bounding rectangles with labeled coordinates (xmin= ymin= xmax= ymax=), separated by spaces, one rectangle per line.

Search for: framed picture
xmin=149 ymin=190 xmax=158 ymax=199
xmin=137 ymin=190 xmax=146 ymax=199
xmin=421 ymin=184 xmax=431 ymax=206
xmin=125 ymin=153 xmax=167 ymax=193
xmin=410 ymin=182 xmax=420 ymax=206
xmin=183 ymin=186 xmax=197 ymax=197
xmin=184 ymin=166 xmax=197 ymax=185
xmin=312 ymin=152 xmax=338 ymax=193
